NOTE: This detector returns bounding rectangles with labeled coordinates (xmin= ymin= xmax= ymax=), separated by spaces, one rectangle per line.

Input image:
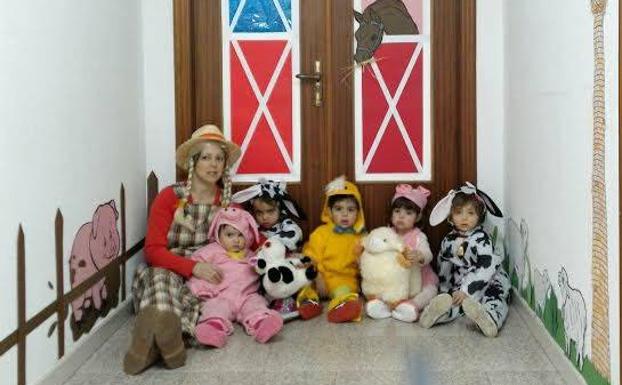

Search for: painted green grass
xmin=512 ymin=271 xmax=610 ymax=385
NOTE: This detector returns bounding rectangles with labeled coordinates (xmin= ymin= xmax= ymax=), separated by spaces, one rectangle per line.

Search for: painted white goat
xmin=505 ymin=218 xmax=530 ymax=290
xmin=533 ymin=268 xmax=551 ymax=313
xmin=557 ymin=267 xmax=587 ymax=369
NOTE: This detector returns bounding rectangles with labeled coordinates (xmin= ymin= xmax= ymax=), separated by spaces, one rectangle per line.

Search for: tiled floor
xmin=64 ymin=304 xmax=574 ymax=385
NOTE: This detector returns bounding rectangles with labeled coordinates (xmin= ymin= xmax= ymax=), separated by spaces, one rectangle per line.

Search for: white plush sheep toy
xmin=360 ymin=227 xmax=410 ymax=313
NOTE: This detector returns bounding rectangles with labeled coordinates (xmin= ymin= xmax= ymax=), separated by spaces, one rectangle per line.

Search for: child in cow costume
xmin=232 ymin=178 xmax=306 ymax=251
xmin=231 ymin=179 xmax=314 ymax=320
xmin=186 ymin=207 xmax=283 ymax=348
xmin=419 ymin=182 xmax=511 ymax=337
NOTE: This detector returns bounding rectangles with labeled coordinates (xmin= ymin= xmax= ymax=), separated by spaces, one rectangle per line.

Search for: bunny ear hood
xmin=231 ymin=178 xmax=307 ymax=220
xmin=320 ymin=176 xmax=366 ymax=233
xmin=429 ymin=181 xmax=503 ymax=226
xmin=208 ymin=207 xmax=260 ymax=247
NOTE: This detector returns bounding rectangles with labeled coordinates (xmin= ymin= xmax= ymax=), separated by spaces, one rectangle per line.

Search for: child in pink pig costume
xmin=186 ymin=207 xmax=283 ymax=347
xmin=368 ymin=185 xmax=439 ymax=322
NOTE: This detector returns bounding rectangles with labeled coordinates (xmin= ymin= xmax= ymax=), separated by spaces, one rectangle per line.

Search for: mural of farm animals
xmin=353 ymin=0 xmax=419 ymax=63
xmin=557 ymin=267 xmax=587 ymax=370
xmin=68 ymin=200 xmax=121 ymax=340
xmin=505 ymin=218 xmax=597 ymax=381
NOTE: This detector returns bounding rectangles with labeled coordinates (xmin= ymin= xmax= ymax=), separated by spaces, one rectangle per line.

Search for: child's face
xmin=391 ymin=207 xmax=418 ymax=234
xmin=252 ymin=199 xmax=279 ymax=229
xmin=219 ymin=224 xmax=246 ymax=252
xmin=330 ymin=198 xmax=358 ymax=228
xmin=451 ymin=202 xmax=480 ymax=232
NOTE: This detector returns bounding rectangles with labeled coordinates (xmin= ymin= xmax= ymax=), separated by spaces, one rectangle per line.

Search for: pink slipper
xmin=195 ymin=321 xmax=228 ymax=348
xmin=254 ymin=314 xmax=283 ymax=343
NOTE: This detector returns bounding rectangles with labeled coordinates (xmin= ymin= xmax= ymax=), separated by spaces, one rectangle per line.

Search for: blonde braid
xmin=173 ymin=156 xmax=196 ymax=231
xmin=221 ymin=166 xmax=232 ymax=207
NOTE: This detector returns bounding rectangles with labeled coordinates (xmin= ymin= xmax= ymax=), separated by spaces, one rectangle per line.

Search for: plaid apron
xmin=132 ymin=184 xmax=219 ymax=339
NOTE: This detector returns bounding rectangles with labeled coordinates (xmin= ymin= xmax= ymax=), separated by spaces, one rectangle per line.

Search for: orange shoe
xmin=298 ymin=300 xmax=323 ymax=320
xmin=327 ymin=298 xmax=362 ymax=323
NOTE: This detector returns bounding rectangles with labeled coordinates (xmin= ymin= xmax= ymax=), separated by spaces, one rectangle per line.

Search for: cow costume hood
xmin=429 ymin=182 xmax=503 ymax=226
xmin=232 ymin=178 xmax=306 ymax=220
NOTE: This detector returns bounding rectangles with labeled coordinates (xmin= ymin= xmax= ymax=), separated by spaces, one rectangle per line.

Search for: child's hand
xmin=452 ymin=291 xmax=467 ymax=305
xmin=397 ymin=252 xmax=414 ymax=268
xmin=405 ymin=248 xmax=426 ymax=266
xmin=193 ymin=262 xmax=223 ymax=284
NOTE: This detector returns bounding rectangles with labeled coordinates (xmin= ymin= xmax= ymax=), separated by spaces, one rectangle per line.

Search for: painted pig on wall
xmin=68 ymin=200 xmax=120 ymax=338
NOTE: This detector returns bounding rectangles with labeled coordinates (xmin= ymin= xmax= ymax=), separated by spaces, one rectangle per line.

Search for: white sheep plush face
xmin=255 ymin=238 xmax=317 ymax=299
xmin=362 ymin=226 xmax=404 ymax=255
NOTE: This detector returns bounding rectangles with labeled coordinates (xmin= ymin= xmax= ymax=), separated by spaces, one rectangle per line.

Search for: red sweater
xmin=144 ymin=186 xmax=220 ymax=278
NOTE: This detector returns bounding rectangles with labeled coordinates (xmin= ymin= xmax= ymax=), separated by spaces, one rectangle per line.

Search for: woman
xmin=123 ymin=124 xmax=241 ymax=375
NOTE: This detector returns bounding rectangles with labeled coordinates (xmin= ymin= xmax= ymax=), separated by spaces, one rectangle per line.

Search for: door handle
xmin=295 ymin=73 xmax=321 ymax=81
xmin=295 ymin=60 xmax=322 ymax=107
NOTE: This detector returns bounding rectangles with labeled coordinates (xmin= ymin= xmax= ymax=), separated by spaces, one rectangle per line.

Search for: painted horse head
xmin=354 ymin=8 xmax=385 ymax=64
xmin=354 ymin=0 xmax=420 ymax=64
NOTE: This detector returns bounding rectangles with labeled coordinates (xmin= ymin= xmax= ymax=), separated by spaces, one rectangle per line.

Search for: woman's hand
xmin=452 ymin=291 xmax=467 ymax=306
xmin=192 ymin=262 xmax=223 ymax=284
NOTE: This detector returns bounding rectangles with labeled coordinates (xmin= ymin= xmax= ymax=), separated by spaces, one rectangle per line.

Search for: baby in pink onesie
xmin=187 ymin=207 xmax=283 ymax=348
xmin=366 ymin=184 xmax=439 ymax=322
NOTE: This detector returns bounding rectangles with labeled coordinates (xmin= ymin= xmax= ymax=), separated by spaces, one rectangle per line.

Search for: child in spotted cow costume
xmin=232 ymin=179 xmax=311 ymax=320
xmin=232 ymin=178 xmax=306 ymax=251
xmin=419 ymin=182 xmax=510 ymax=337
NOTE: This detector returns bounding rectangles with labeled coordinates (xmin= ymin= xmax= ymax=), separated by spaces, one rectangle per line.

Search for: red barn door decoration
xmin=354 ymin=0 xmax=431 ymax=181
xmin=222 ymin=0 xmax=300 ymax=182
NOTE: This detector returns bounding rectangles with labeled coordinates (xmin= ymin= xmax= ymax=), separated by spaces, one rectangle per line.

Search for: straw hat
xmin=175 ymin=124 xmax=241 ymax=170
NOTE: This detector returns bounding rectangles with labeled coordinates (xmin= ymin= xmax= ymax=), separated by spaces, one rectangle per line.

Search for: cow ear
xmin=354 ymin=10 xmax=364 ymax=24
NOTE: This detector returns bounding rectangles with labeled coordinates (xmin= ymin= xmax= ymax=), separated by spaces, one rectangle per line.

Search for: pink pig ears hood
xmin=392 ymin=184 xmax=431 ymax=210
xmin=207 ymin=207 xmax=260 ymax=247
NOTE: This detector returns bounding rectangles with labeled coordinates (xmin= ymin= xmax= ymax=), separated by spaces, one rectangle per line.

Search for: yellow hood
xmin=320 ymin=176 xmax=366 ymax=233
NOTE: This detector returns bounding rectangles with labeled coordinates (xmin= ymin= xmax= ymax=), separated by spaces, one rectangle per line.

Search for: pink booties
xmin=253 ymin=313 xmax=283 ymax=343
xmin=195 ymin=320 xmax=228 ymax=348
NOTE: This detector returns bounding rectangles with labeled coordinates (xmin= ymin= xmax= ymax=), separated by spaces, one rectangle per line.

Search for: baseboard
xmin=512 ymin=288 xmax=587 ymax=385
xmin=35 ymin=300 xmax=133 ymax=385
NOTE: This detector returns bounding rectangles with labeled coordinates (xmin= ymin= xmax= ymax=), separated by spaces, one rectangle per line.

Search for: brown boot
xmin=123 ymin=306 xmax=161 ymax=375
xmin=153 ymin=309 xmax=186 ymax=369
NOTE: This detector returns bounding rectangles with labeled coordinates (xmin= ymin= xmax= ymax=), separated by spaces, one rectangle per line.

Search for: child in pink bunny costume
xmin=376 ymin=184 xmax=438 ymax=322
xmin=187 ymin=207 xmax=283 ymax=347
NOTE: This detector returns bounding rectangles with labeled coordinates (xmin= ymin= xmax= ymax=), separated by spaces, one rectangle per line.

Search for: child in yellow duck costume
xmin=297 ymin=176 xmax=366 ymax=323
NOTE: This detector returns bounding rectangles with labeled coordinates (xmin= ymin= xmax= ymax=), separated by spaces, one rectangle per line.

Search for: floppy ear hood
xmin=231 ymin=185 xmax=262 ymax=204
xmin=429 ymin=191 xmax=456 ymax=226
xmin=476 ymin=189 xmax=503 ymax=218
xmin=282 ymin=195 xmax=307 ymax=220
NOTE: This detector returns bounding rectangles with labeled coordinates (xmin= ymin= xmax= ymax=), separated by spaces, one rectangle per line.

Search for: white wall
xmin=501 ymin=1 xmax=619 ymax=384
xmin=142 ymin=0 xmax=176 ymax=187
xmin=476 ymin=0 xmax=507 ymax=214
xmin=0 ymin=1 xmax=146 ymax=384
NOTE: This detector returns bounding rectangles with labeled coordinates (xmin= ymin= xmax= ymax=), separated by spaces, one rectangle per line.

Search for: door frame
xmin=173 ymin=0 xmax=477 ymax=245
xmin=172 ymin=0 xmax=476 ymax=185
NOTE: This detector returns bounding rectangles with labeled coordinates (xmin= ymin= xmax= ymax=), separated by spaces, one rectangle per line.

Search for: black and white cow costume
xmin=421 ymin=182 xmax=511 ymax=336
xmin=232 ymin=178 xmax=305 ymax=251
